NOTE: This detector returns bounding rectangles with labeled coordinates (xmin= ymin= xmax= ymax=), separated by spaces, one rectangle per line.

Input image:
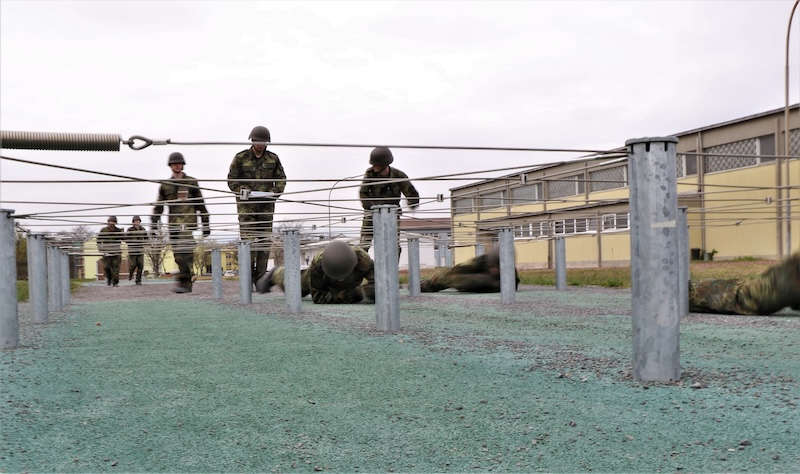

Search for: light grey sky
xmin=1 ymin=0 xmax=797 ymax=240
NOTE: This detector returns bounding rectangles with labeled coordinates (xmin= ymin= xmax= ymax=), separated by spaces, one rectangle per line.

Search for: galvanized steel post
xmin=27 ymin=234 xmax=48 ymax=323
xmin=678 ymin=207 xmax=690 ymax=318
xmin=238 ymin=241 xmax=252 ymax=304
xmin=407 ymin=236 xmax=421 ymax=297
xmin=281 ymin=229 xmax=302 ymax=313
xmin=47 ymin=244 xmax=62 ymax=312
xmin=61 ymin=250 xmax=70 ymax=306
xmin=434 ymin=234 xmax=442 ymax=267
xmin=499 ymin=228 xmax=516 ymax=304
xmin=373 ymin=205 xmax=400 ymax=331
xmin=211 ymin=249 xmax=223 ymax=300
xmin=555 ymin=237 xmax=567 ymax=290
xmin=444 ymin=234 xmax=454 ymax=268
xmin=627 ymin=136 xmax=681 ymax=382
xmin=0 ymin=209 xmax=19 ymax=349
xmin=475 ymin=243 xmax=485 ymax=257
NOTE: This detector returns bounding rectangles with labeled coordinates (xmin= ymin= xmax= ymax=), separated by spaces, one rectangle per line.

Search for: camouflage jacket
xmin=359 ymin=166 xmax=419 ymax=210
xmin=97 ymin=225 xmax=124 ymax=254
xmin=303 ymin=246 xmax=375 ymax=303
xmin=227 ymin=148 xmax=287 ymax=195
xmin=152 ymin=173 xmax=209 ymax=229
xmin=448 ymin=254 xmax=520 ymax=286
xmin=125 ymin=225 xmax=149 ymax=255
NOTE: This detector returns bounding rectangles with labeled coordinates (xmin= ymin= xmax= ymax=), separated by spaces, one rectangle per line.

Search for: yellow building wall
xmin=514 ymin=239 xmax=549 ymax=268
xmin=452 ymin=213 xmax=478 ymax=264
xmin=454 ymin=246 xmax=475 ymax=264
xmin=587 ymin=187 xmax=629 ymax=202
xmin=703 ymin=163 xmax=779 ymax=259
xmin=565 ymin=234 xmax=598 ymax=266
xmin=792 ymin=160 xmax=800 ymax=253
xmin=545 ymin=197 xmax=588 ymax=211
xmin=510 ymin=203 xmax=545 ymax=215
xmin=600 ymin=232 xmax=631 ymax=264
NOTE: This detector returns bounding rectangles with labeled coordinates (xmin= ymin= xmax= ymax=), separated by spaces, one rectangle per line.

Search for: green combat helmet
xmin=321 ymin=241 xmax=358 ymax=281
xmin=107 ymin=216 xmax=118 ymax=223
xmin=249 ymin=125 xmax=271 ymax=143
xmin=369 ymin=147 xmax=393 ymax=167
xmin=167 ymin=152 xmax=185 ymax=165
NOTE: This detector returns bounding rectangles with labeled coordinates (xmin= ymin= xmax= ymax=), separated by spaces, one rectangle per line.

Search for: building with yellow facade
xmin=450 ymin=105 xmax=800 ymax=268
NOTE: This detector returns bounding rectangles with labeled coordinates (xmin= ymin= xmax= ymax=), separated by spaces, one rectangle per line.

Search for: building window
xmin=602 ymin=212 xmax=630 ymax=231
xmin=590 ymin=165 xmax=627 ymax=192
xmin=684 ymin=151 xmax=698 ymax=175
xmin=554 ymin=220 xmax=565 ymax=235
xmin=531 ymin=222 xmax=546 ymax=238
xmin=703 ymin=136 xmax=775 ymax=173
xmin=548 ymin=174 xmax=586 ymax=199
xmin=452 ymin=197 xmax=474 ymax=215
xmin=511 ymin=183 xmax=542 ymax=204
xmin=514 ymin=224 xmax=531 ymax=239
xmin=480 ymin=191 xmax=505 ymax=210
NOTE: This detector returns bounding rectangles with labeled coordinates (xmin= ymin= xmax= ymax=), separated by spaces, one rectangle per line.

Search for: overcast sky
xmin=1 ymin=0 xmax=797 ymax=240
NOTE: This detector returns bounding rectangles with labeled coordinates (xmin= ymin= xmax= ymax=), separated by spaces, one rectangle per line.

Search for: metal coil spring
xmin=0 ymin=130 xmax=121 ymax=151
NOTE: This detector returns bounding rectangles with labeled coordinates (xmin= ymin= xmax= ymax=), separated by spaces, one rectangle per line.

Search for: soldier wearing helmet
xmin=420 ymin=248 xmax=519 ymax=293
xmin=358 ymin=147 xmax=419 ymax=256
xmin=151 ymin=152 xmax=210 ymax=293
xmin=125 ymin=215 xmax=148 ymax=285
xmin=227 ymin=125 xmax=287 ymax=284
xmin=255 ymin=240 xmax=375 ymax=304
xmin=97 ymin=215 xmax=123 ymax=287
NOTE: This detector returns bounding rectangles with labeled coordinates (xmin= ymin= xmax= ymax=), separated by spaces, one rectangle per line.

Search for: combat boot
xmin=255 ymin=268 xmax=275 ymax=294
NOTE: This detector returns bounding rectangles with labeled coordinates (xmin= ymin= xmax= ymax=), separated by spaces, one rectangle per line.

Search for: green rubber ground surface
xmin=2 ymin=287 xmax=799 ymax=472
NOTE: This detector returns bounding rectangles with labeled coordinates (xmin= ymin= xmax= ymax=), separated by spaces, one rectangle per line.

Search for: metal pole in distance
xmin=677 ymin=207 xmax=690 ymax=318
xmin=47 ymin=244 xmax=62 ymax=313
xmin=211 ymin=248 xmax=223 ymax=300
xmin=499 ymin=227 xmax=516 ymax=304
xmin=434 ymin=234 xmax=442 ymax=267
xmin=475 ymin=243 xmax=485 ymax=257
xmin=407 ymin=236 xmax=421 ymax=297
xmin=281 ymin=228 xmax=302 ymax=313
xmin=27 ymin=234 xmax=48 ymax=324
xmin=373 ymin=205 xmax=400 ymax=332
xmin=444 ymin=234 xmax=454 ymax=268
xmin=238 ymin=241 xmax=252 ymax=304
xmin=0 ymin=209 xmax=19 ymax=349
xmin=60 ymin=249 xmax=71 ymax=307
xmin=555 ymin=237 xmax=567 ymax=290
xmin=626 ymin=136 xmax=681 ymax=382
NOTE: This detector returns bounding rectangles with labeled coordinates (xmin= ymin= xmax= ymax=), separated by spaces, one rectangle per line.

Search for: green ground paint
xmin=1 ymin=289 xmax=798 ymax=472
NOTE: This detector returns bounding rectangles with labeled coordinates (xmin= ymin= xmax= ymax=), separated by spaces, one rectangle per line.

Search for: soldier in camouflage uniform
xmin=420 ymin=248 xmax=520 ymax=293
xmin=227 ymin=125 xmax=286 ymax=283
xmin=256 ymin=240 xmax=375 ymax=304
xmin=359 ymin=147 xmax=419 ymax=256
xmin=151 ymin=152 xmax=210 ymax=293
xmin=125 ymin=215 xmax=148 ymax=285
xmin=98 ymin=216 xmax=124 ymax=287
xmin=689 ymin=252 xmax=800 ymax=315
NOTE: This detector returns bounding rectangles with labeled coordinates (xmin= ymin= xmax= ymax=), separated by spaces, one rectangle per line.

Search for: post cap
xmin=625 ymin=136 xmax=679 ymax=146
xmin=0 ymin=208 xmax=15 ymax=215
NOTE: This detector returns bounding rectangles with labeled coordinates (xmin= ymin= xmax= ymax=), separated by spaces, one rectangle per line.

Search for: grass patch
xmin=15 ymin=279 xmax=89 ymax=302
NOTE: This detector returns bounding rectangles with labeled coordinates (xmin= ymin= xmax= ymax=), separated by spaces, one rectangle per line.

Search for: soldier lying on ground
xmin=255 ymin=240 xmax=375 ymax=304
xmin=420 ymin=249 xmax=519 ymax=293
xmin=689 ymin=252 xmax=800 ymax=315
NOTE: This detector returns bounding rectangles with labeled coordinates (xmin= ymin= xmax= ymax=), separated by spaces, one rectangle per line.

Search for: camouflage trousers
xmin=270 ymin=267 xmax=370 ymax=304
xmin=689 ymin=277 xmax=797 ymax=315
xmin=420 ymin=268 xmax=502 ymax=293
xmin=359 ymin=212 xmax=402 ymax=259
xmin=128 ymin=254 xmax=144 ymax=283
xmin=102 ymin=255 xmax=121 ymax=285
xmin=170 ymin=229 xmax=195 ymax=288
xmin=238 ymin=201 xmax=274 ymax=281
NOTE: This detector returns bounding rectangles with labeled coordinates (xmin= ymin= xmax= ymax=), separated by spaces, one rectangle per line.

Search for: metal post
xmin=434 ymin=234 xmax=442 ymax=267
xmin=444 ymin=234 xmax=454 ymax=268
xmin=281 ymin=229 xmax=302 ymax=313
xmin=475 ymin=243 xmax=485 ymax=257
xmin=27 ymin=234 xmax=48 ymax=324
xmin=373 ymin=205 xmax=400 ymax=331
xmin=238 ymin=241 xmax=252 ymax=305
xmin=555 ymin=237 xmax=567 ymax=290
xmin=61 ymin=249 xmax=70 ymax=307
xmin=678 ymin=207 xmax=690 ymax=318
xmin=627 ymin=136 xmax=681 ymax=382
xmin=407 ymin=236 xmax=421 ymax=297
xmin=211 ymin=249 xmax=223 ymax=300
xmin=499 ymin=228 xmax=516 ymax=304
xmin=0 ymin=209 xmax=19 ymax=349
xmin=47 ymin=244 xmax=62 ymax=313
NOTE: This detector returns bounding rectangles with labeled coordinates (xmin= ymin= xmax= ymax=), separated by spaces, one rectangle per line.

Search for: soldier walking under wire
xmin=256 ymin=240 xmax=375 ymax=304
xmin=125 ymin=215 xmax=147 ymax=285
xmin=151 ymin=152 xmax=210 ymax=293
xmin=358 ymin=147 xmax=419 ymax=257
xmin=98 ymin=215 xmax=123 ymax=287
xmin=227 ymin=125 xmax=286 ymax=284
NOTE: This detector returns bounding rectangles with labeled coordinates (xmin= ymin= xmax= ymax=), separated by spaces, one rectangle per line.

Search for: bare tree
xmin=193 ymin=241 xmax=212 ymax=276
